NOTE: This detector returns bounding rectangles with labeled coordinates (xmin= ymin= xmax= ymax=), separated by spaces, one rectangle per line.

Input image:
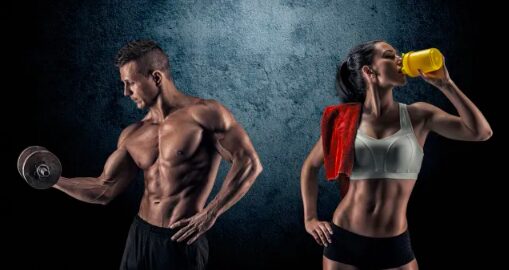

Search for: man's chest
xmin=125 ymin=119 xmax=209 ymax=169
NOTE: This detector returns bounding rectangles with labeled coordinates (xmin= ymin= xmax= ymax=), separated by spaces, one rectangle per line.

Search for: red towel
xmin=321 ymin=103 xmax=362 ymax=197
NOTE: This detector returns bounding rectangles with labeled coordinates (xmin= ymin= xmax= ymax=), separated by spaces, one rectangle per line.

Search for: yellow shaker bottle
xmin=401 ymin=48 xmax=444 ymax=77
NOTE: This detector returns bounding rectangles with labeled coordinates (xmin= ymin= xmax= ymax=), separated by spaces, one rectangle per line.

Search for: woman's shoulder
xmin=407 ymin=102 xmax=441 ymax=113
xmin=406 ymin=102 xmax=439 ymax=123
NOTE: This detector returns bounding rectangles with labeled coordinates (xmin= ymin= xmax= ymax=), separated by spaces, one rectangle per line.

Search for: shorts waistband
xmin=133 ymin=215 xmax=179 ymax=236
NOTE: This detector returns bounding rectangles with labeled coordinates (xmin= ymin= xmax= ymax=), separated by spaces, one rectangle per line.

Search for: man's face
xmin=119 ymin=61 xmax=159 ymax=109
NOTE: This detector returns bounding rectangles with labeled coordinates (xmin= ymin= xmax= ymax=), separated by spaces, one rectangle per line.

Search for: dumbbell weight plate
xmin=18 ymin=147 xmax=62 ymax=189
xmin=17 ymin=146 xmax=47 ymax=176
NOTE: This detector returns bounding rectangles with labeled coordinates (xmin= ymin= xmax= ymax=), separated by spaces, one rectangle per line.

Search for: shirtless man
xmin=53 ymin=40 xmax=263 ymax=270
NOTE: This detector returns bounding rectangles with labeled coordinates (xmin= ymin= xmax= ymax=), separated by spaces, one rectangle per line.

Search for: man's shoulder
xmin=188 ymin=98 xmax=232 ymax=118
xmin=188 ymin=98 xmax=234 ymax=131
xmin=190 ymin=98 xmax=228 ymax=112
xmin=123 ymin=122 xmax=144 ymax=132
xmin=118 ymin=122 xmax=144 ymax=146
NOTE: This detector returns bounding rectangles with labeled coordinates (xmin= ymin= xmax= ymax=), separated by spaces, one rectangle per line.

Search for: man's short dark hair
xmin=115 ymin=40 xmax=171 ymax=77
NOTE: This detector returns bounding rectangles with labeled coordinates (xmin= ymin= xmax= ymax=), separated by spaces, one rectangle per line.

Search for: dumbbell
xmin=17 ymin=146 xmax=62 ymax=189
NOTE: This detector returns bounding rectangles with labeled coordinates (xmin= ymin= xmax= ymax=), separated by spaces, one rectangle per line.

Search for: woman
xmin=300 ymin=40 xmax=492 ymax=270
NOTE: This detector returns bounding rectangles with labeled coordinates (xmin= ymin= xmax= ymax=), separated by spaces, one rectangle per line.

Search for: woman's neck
xmin=363 ymin=85 xmax=395 ymax=118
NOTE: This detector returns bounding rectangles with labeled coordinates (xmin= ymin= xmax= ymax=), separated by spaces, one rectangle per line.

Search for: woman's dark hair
xmin=336 ymin=40 xmax=384 ymax=103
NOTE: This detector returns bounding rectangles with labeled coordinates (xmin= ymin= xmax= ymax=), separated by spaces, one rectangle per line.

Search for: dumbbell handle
xmin=36 ymin=164 xmax=51 ymax=178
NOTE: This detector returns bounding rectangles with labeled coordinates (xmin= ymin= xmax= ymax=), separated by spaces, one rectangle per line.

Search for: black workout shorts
xmin=120 ymin=215 xmax=208 ymax=270
xmin=323 ymin=223 xmax=415 ymax=269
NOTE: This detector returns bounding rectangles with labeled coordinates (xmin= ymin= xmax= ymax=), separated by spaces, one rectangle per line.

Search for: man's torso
xmin=124 ymin=101 xmax=221 ymax=227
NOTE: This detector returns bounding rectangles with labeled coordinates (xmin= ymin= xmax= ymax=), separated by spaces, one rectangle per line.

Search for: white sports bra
xmin=350 ymin=103 xmax=424 ymax=180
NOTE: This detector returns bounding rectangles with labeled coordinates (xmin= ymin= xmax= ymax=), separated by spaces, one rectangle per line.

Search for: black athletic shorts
xmin=120 ymin=215 xmax=208 ymax=270
xmin=323 ymin=223 xmax=415 ymax=269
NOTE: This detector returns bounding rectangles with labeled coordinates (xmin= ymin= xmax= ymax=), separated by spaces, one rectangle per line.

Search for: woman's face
xmin=369 ymin=42 xmax=406 ymax=87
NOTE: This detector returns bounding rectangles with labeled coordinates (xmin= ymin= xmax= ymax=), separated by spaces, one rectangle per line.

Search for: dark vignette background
xmin=4 ymin=1 xmax=505 ymax=269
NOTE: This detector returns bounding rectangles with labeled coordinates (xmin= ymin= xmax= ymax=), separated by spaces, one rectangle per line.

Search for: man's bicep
xmin=194 ymin=100 xmax=233 ymax=132
xmin=214 ymin=123 xmax=258 ymax=163
xmin=193 ymin=100 xmax=258 ymax=162
xmin=100 ymin=147 xmax=138 ymax=184
xmin=100 ymin=125 xmax=139 ymax=184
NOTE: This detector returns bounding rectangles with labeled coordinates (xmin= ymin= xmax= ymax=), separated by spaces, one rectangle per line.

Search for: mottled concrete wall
xmin=18 ymin=0 xmax=478 ymax=269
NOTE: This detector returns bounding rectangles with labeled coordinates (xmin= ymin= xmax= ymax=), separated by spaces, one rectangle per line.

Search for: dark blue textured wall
xmin=7 ymin=0 xmax=497 ymax=269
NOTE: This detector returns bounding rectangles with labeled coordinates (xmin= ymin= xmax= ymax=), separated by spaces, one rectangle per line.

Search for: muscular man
xmin=54 ymin=40 xmax=263 ymax=270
